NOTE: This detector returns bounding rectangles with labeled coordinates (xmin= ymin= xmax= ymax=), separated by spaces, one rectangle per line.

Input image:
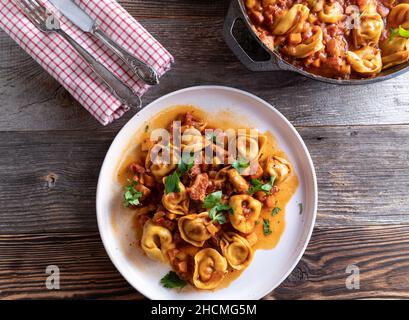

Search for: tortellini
xmin=227 ymin=168 xmax=249 ymax=193
xmin=318 ymin=2 xmax=344 ymax=23
xmin=283 ymin=26 xmax=324 ymax=58
xmin=380 ymin=36 xmax=409 ymax=69
xmin=181 ymin=127 xmax=209 ymax=153
xmin=265 ymin=155 xmax=292 ymax=184
xmin=346 ymin=46 xmax=382 ymax=76
xmin=145 ymin=143 xmax=179 ymax=181
xmin=388 ymin=4 xmax=409 ymax=29
xmin=353 ymin=13 xmax=383 ymax=47
xmin=229 ymin=195 xmax=262 ymax=233
xmin=236 ymin=133 xmax=266 ymax=162
xmin=220 ymin=232 xmax=254 ymax=270
xmin=162 ymin=180 xmax=190 ymax=215
xmin=271 ymin=4 xmax=310 ymax=35
xmin=193 ymin=248 xmax=228 ymax=290
xmin=307 ymin=0 xmax=324 ymax=12
xmin=141 ymin=221 xmax=174 ymax=263
xmin=178 ymin=212 xmax=215 ymax=247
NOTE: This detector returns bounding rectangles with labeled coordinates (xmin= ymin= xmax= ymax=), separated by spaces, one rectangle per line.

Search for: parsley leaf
xmin=232 ymin=158 xmax=250 ymax=172
xmin=178 ymin=152 xmax=195 ymax=175
xmin=209 ymin=207 xmax=227 ymax=224
xmin=399 ymin=25 xmax=409 ymax=38
xmin=203 ymin=191 xmax=223 ymax=209
xmin=263 ymin=219 xmax=272 ymax=236
xmin=164 ymin=171 xmax=181 ymax=194
xmin=248 ymin=176 xmax=276 ymax=194
xmin=390 ymin=26 xmax=409 ymax=42
xmin=272 ymin=206 xmax=281 ymax=216
xmin=123 ymin=180 xmax=143 ymax=207
xmin=160 ymin=271 xmax=187 ymax=289
xmin=203 ymin=191 xmax=231 ymax=224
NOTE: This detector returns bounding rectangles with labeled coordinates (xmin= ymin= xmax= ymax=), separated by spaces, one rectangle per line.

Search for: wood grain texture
xmin=1 ymin=225 xmax=409 ymax=299
xmin=268 ymin=225 xmax=409 ymax=300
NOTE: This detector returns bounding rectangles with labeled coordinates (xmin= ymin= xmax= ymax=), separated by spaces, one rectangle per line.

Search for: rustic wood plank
xmin=0 ymin=126 xmax=407 ymax=234
xmin=1 ymin=225 xmax=409 ymax=299
xmin=0 ymin=232 xmax=142 ymax=299
xmin=269 ymin=225 xmax=409 ymax=299
xmin=1 ymin=2 xmax=409 ymax=131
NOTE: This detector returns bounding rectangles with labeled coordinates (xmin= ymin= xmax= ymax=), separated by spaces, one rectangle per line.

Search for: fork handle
xmin=92 ymin=26 xmax=159 ymax=86
xmin=56 ymin=30 xmax=141 ymax=109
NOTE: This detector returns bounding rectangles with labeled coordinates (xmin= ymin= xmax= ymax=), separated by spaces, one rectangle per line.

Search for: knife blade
xmin=49 ymin=0 xmax=159 ymax=85
xmin=49 ymin=0 xmax=95 ymax=32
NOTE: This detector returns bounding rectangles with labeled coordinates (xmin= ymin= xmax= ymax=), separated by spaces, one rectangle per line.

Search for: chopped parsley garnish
xmin=299 ymin=203 xmax=303 ymax=215
xmin=390 ymin=25 xmax=409 ymax=42
xmin=399 ymin=25 xmax=409 ymax=38
xmin=178 ymin=152 xmax=195 ymax=175
xmin=203 ymin=191 xmax=232 ymax=224
xmin=144 ymin=124 xmax=149 ymax=132
xmin=123 ymin=180 xmax=142 ymax=207
xmin=164 ymin=171 xmax=181 ymax=194
xmin=263 ymin=219 xmax=272 ymax=235
xmin=160 ymin=271 xmax=187 ymax=289
xmin=248 ymin=176 xmax=276 ymax=195
xmin=164 ymin=152 xmax=195 ymax=194
xmin=208 ymin=207 xmax=228 ymax=224
xmin=203 ymin=191 xmax=223 ymax=209
xmin=272 ymin=206 xmax=281 ymax=216
xmin=232 ymin=158 xmax=250 ymax=172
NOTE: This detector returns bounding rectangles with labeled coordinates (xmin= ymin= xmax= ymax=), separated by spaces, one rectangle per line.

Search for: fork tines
xmin=14 ymin=0 xmax=49 ymax=25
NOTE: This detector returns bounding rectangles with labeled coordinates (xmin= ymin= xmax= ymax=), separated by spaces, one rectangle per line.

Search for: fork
xmin=14 ymin=0 xmax=142 ymax=109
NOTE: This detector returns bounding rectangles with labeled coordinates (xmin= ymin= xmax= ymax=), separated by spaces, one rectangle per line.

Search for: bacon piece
xmin=129 ymin=163 xmax=146 ymax=174
xmin=187 ymin=173 xmax=209 ymax=202
xmin=189 ymin=164 xmax=201 ymax=178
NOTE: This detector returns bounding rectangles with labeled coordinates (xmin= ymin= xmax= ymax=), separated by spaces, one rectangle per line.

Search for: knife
xmin=49 ymin=0 xmax=159 ymax=85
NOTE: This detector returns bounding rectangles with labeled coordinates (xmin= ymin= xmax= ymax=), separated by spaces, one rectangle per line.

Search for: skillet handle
xmin=223 ymin=0 xmax=282 ymax=72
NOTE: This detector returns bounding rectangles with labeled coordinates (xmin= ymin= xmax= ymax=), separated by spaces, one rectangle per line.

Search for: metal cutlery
xmin=14 ymin=0 xmax=142 ymax=109
xmin=49 ymin=0 xmax=159 ymax=85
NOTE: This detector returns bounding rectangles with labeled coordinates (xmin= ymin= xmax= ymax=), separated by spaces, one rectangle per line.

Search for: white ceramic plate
xmin=96 ymin=86 xmax=317 ymax=300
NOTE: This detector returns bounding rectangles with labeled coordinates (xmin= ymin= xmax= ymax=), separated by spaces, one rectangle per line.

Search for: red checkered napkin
xmin=0 ymin=0 xmax=174 ymax=125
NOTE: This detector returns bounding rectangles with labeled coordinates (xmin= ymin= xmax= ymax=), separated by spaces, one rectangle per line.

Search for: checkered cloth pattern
xmin=0 ymin=0 xmax=174 ymax=125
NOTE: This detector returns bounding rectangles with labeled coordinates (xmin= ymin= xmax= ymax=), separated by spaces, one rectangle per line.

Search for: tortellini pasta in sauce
xmin=353 ymin=13 xmax=384 ymax=47
xmin=283 ymin=26 xmax=324 ymax=58
xmin=220 ymin=232 xmax=254 ymax=270
xmin=145 ymin=143 xmax=179 ymax=181
xmin=229 ymin=195 xmax=262 ymax=233
xmin=123 ymin=111 xmax=297 ymax=290
xmin=141 ymin=221 xmax=174 ymax=263
xmin=193 ymin=248 xmax=228 ymax=290
xmin=265 ymin=155 xmax=292 ymax=184
xmin=388 ymin=3 xmax=409 ymax=29
xmin=346 ymin=46 xmax=382 ymax=76
xmin=318 ymin=2 xmax=344 ymax=23
xmin=178 ymin=212 xmax=216 ymax=247
xmin=271 ymin=4 xmax=310 ymax=35
xmin=162 ymin=180 xmax=190 ymax=215
xmin=380 ymin=36 xmax=409 ymax=69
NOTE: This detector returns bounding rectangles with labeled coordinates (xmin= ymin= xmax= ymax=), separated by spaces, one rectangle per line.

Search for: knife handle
xmin=92 ymin=26 xmax=159 ymax=86
xmin=56 ymin=30 xmax=142 ymax=110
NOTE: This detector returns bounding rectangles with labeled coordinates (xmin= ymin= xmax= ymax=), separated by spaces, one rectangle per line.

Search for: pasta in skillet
xmin=245 ymin=0 xmax=409 ymax=79
xmin=120 ymin=110 xmax=297 ymax=290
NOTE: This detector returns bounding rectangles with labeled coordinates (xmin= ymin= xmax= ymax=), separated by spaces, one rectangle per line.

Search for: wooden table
xmin=1 ymin=0 xmax=409 ymax=300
